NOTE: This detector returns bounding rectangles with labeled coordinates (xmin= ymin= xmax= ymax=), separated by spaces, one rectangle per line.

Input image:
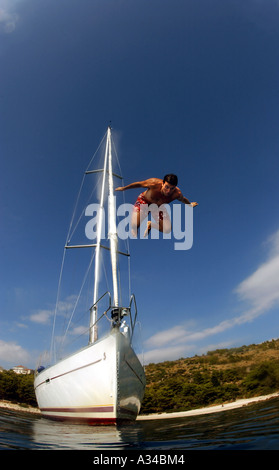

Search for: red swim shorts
xmin=133 ymin=193 xmax=169 ymax=222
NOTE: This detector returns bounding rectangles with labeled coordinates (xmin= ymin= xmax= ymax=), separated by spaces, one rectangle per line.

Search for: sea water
xmin=1 ymin=397 xmax=279 ymax=451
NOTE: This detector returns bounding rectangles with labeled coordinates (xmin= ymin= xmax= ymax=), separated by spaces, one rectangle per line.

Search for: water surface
xmin=1 ymin=397 xmax=279 ymax=451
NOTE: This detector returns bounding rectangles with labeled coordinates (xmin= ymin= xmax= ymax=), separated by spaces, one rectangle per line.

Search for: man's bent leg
xmin=131 ymin=208 xmax=148 ymax=237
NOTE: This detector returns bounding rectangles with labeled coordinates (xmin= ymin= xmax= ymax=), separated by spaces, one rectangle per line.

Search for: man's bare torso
xmin=142 ymin=178 xmax=181 ymax=205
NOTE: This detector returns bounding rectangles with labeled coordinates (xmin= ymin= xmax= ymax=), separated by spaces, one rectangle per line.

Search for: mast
xmin=89 ymin=129 xmax=109 ymax=344
xmin=107 ymin=127 xmax=119 ymax=307
xmin=89 ymin=127 xmax=119 ymax=343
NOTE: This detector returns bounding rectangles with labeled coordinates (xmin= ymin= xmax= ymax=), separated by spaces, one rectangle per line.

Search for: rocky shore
xmin=137 ymin=391 xmax=279 ymax=420
xmin=0 ymin=400 xmax=41 ymax=415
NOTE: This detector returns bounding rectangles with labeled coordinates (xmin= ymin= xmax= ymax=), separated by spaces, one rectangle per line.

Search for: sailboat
xmin=34 ymin=127 xmax=146 ymax=424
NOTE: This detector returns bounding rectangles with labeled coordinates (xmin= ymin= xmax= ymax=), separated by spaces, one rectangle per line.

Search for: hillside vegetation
xmin=140 ymin=339 xmax=279 ymax=415
xmin=1 ymin=339 xmax=279 ymax=415
xmin=0 ymin=371 xmax=36 ymax=407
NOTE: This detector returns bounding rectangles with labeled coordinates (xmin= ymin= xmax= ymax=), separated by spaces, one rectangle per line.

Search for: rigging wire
xmin=111 ymin=134 xmax=132 ymax=299
xmin=50 ymin=131 xmax=107 ymax=362
xmin=58 ymin=247 xmax=96 ymax=357
xmin=67 ymin=132 xmax=107 ymax=243
xmin=67 ymin=172 xmax=102 ymax=243
xmin=50 ymin=128 xmax=134 ymax=361
xmin=50 ymin=247 xmax=66 ymax=363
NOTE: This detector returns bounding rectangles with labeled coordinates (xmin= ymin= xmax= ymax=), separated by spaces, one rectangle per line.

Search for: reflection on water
xmin=1 ymin=397 xmax=279 ymax=450
xmin=31 ymin=419 xmax=127 ymax=450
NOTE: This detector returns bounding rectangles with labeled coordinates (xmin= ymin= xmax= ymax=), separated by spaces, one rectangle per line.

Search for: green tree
xmin=0 ymin=371 xmax=36 ymax=406
xmin=243 ymin=362 xmax=279 ymax=396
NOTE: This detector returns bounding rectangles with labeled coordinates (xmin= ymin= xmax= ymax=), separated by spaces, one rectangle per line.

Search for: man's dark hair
xmin=163 ymin=174 xmax=178 ymax=186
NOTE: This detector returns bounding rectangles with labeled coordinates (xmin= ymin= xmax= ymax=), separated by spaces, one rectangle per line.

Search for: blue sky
xmin=1 ymin=0 xmax=279 ymax=369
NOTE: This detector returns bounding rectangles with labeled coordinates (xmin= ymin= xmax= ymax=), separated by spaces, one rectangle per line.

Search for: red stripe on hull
xmin=40 ymin=406 xmax=114 ymax=413
xmin=42 ymin=414 xmax=118 ymax=425
xmin=39 ymin=405 xmax=137 ymax=425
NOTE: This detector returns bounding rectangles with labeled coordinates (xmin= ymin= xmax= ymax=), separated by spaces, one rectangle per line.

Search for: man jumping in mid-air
xmin=115 ymin=174 xmax=198 ymax=237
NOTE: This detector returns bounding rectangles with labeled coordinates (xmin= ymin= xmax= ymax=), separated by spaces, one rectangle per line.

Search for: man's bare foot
xmin=144 ymin=221 xmax=152 ymax=238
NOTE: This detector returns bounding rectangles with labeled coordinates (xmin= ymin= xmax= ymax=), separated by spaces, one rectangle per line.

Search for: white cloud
xmin=144 ymin=228 xmax=279 ymax=363
xmin=144 ymin=324 xmax=190 ymax=349
xmin=0 ymin=0 xmax=22 ymax=33
xmin=235 ymin=237 xmax=279 ymax=313
xmin=14 ymin=322 xmax=28 ymax=329
xmin=56 ymin=295 xmax=78 ymax=314
xmin=144 ymin=344 xmax=193 ymax=364
xmin=29 ymin=295 xmax=77 ymax=325
xmin=0 ymin=339 xmax=30 ymax=365
xmin=70 ymin=325 xmax=88 ymax=336
xmin=29 ymin=309 xmax=53 ymax=324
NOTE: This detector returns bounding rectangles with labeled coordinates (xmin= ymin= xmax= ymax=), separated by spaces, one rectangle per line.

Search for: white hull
xmin=34 ymin=329 xmax=145 ymax=424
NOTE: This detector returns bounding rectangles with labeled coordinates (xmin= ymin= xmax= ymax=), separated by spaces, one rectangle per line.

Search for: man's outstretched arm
xmin=177 ymin=194 xmax=198 ymax=207
xmin=115 ymin=178 xmax=159 ymax=191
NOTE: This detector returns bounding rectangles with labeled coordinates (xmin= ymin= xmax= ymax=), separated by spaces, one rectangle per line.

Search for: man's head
xmin=163 ymin=174 xmax=178 ymax=186
xmin=162 ymin=174 xmax=178 ymax=196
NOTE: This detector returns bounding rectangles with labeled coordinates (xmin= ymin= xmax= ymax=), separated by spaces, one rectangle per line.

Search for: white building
xmin=12 ymin=365 xmax=32 ymax=375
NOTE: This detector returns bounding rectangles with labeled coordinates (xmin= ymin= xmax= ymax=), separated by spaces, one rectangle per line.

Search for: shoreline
xmin=137 ymin=391 xmax=279 ymax=421
xmin=0 ymin=400 xmax=41 ymax=416
xmin=1 ymin=391 xmax=278 ymax=420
